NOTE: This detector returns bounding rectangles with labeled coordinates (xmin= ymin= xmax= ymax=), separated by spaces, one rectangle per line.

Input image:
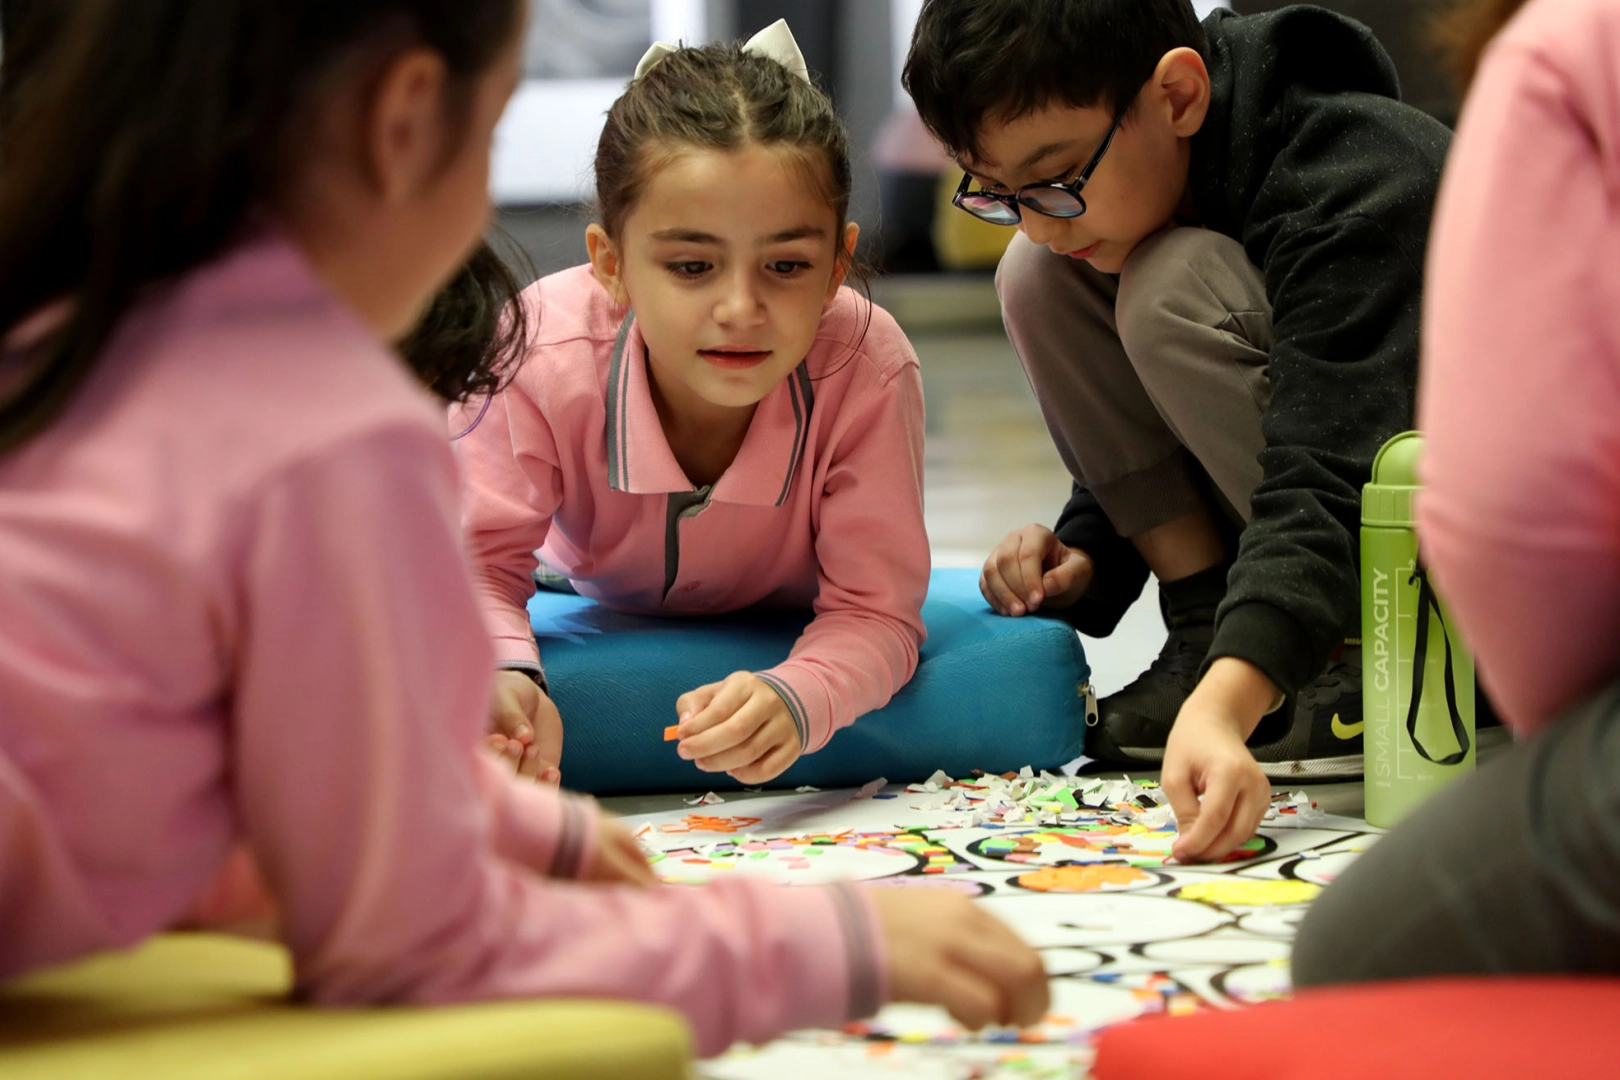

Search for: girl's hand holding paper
xmin=672 ymin=671 xmax=802 ymax=784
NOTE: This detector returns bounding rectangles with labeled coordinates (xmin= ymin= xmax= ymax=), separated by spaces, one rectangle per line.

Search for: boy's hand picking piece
xmin=488 ymin=669 xmax=564 ymax=784
xmin=672 ymin=671 xmax=803 ymax=784
xmin=981 ymin=523 xmax=1094 ymax=616
xmin=1162 ymin=657 xmax=1277 ymax=863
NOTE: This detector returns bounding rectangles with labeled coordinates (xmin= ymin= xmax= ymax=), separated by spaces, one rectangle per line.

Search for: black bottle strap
xmin=1404 ymin=565 xmax=1470 ymax=766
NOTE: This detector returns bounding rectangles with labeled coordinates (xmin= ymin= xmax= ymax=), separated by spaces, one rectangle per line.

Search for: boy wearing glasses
xmin=904 ymin=0 xmax=1449 ymax=860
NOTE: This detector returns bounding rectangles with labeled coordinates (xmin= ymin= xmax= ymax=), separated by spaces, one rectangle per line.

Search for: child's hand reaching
xmin=981 ymin=524 xmax=1093 ymax=616
xmin=489 ymin=669 xmax=564 ymax=784
xmin=1162 ymin=658 xmax=1277 ymax=863
xmin=868 ymin=888 xmax=1049 ymax=1031
xmin=672 ymin=671 xmax=802 ymax=785
xmin=581 ymin=818 xmax=658 ymax=888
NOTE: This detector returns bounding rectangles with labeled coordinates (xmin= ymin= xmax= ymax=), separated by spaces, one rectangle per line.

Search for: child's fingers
xmin=673 ymin=682 xmax=721 ymax=724
xmin=949 ymin=916 xmax=1050 ymax=1028
xmin=981 ymin=542 xmax=1031 ymax=615
xmin=680 ymin=690 xmax=774 ymax=761
xmin=611 ymin=843 xmax=658 ymax=887
xmin=724 ymin=737 xmax=801 ymax=785
xmin=1015 ymin=529 xmax=1047 ymax=609
xmin=529 ymin=690 xmax=564 ymax=777
xmin=1196 ymin=784 xmax=1267 ymax=863
xmin=1045 ymin=545 xmax=1082 ymax=589
xmin=1041 ymin=545 xmax=1091 ymax=606
xmin=692 ymin=722 xmax=777 ymax=773
xmin=490 ymin=671 xmax=540 ymax=741
xmin=1163 ymin=768 xmax=1203 ymax=854
xmin=516 ymin=743 xmax=543 ymax=780
xmin=959 ymin=913 xmax=1049 ymax=1023
xmin=992 ymin=545 xmax=1035 ymax=616
xmin=490 ymin=699 xmax=534 ymax=742
xmin=1171 ymin=769 xmax=1240 ymax=863
xmin=927 ymin=964 xmax=1003 ymax=1032
xmin=607 ymin=826 xmax=657 ymax=887
xmin=677 ymin=672 xmax=757 ymax=738
xmin=979 ymin=564 xmax=1019 ymax=615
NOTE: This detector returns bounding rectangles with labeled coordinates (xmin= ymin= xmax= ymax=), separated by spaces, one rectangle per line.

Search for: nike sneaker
xmin=1089 ymin=633 xmax=1365 ymax=780
xmin=1250 ymin=644 xmax=1364 ymax=780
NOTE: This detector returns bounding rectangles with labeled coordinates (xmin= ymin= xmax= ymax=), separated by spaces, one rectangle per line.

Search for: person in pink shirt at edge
xmin=462 ymin=25 xmax=932 ymax=788
xmin=0 ymin=0 xmax=1049 ymax=1056
xmin=1292 ymin=0 xmax=1620 ymax=984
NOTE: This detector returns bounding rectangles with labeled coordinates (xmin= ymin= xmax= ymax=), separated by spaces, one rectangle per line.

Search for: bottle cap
xmin=1363 ymin=430 xmax=1422 ymax=527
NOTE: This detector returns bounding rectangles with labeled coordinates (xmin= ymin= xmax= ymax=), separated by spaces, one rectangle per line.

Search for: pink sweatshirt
xmin=0 ymin=232 xmax=884 ymax=1054
xmin=1418 ymin=0 xmax=1620 ymax=734
xmin=457 ymin=265 xmax=929 ymax=753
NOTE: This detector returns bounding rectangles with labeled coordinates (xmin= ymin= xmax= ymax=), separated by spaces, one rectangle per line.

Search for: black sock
xmin=1158 ymin=560 xmax=1232 ymax=627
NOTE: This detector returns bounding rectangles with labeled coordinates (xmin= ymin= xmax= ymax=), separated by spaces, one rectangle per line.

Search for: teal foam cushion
xmin=528 ymin=568 xmax=1090 ymax=794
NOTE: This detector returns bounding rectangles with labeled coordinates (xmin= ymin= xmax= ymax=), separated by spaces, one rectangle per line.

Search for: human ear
xmin=586 ymin=224 xmax=631 ymax=306
xmin=1153 ymin=47 xmax=1211 ymax=138
xmin=826 ymin=221 xmax=860 ymax=302
xmin=363 ymin=47 xmax=453 ymax=204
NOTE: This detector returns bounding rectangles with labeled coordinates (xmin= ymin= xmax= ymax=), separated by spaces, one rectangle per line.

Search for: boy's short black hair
xmin=903 ymin=0 xmax=1208 ymax=162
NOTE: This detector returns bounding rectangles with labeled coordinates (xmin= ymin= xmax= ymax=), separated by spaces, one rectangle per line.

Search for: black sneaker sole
xmin=1087 ymin=723 xmax=1172 ymax=766
xmin=1099 ymin=743 xmax=1364 ymax=780
xmin=1098 ymin=744 xmax=1167 ymax=765
xmin=1251 ymin=727 xmax=1514 ymax=783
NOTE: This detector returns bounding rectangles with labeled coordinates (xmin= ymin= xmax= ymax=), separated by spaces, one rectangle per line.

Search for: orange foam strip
xmin=663 ymin=725 xmax=681 ymax=741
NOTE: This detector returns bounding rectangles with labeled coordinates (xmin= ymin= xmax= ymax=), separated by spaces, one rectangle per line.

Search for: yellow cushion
xmin=0 ymin=934 xmax=692 ymax=1080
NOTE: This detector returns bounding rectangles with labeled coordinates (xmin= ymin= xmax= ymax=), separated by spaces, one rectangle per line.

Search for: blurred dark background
xmin=1233 ymin=0 xmax=1457 ymax=122
xmin=490 ymin=0 xmax=1460 ymax=283
xmin=0 ymin=0 xmax=1461 ymax=282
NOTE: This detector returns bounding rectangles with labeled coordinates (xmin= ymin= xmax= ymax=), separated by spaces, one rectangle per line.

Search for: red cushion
xmin=1093 ymin=977 xmax=1620 ymax=1080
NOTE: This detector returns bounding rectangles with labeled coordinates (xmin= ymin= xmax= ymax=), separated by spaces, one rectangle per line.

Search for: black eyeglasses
xmin=953 ymin=104 xmax=1130 ymax=226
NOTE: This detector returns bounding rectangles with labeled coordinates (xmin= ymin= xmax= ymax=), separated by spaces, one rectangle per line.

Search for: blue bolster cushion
xmin=528 ymin=567 xmax=1090 ymax=794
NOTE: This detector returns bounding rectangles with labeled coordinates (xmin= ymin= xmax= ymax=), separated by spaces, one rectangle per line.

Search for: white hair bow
xmin=633 ymin=18 xmax=811 ymax=84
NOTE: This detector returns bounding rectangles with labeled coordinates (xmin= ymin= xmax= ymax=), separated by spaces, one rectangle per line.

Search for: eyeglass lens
xmin=958 ymin=185 xmax=1085 ymax=224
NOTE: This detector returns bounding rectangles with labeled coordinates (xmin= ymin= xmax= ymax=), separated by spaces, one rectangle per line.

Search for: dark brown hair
xmin=903 ymin=0 xmax=1208 ymax=162
xmin=1434 ymin=0 xmax=1533 ymax=96
xmin=594 ymin=41 xmax=852 ymax=261
xmin=0 ymin=0 xmax=523 ymax=452
xmin=397 ymin=235 xmax=531 ymax=404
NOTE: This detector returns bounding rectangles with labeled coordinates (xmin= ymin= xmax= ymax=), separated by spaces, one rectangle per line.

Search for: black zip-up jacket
xmin=1053 ymin=5 xmax=1452 ymax=707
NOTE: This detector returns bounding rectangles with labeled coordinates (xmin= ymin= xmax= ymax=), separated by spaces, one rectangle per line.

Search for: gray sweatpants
xmin=996 ymin=225 xmax=1274 ymax=534
xmin=1293 ymin=679 xmax=1620 ymax=983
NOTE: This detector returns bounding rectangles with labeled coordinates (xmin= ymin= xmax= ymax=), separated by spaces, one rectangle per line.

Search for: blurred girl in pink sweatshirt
xmin=0 ymin=0 xmax=1045 ymax=1055
xmin=1294 ymin=0 xmax=1620 ymax=985
xmin=462 ymin=24 xmax=930 ymax=788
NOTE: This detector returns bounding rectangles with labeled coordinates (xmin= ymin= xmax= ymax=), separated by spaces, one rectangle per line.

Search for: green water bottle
xmin=1362 ymin=431 xmax=1476 ymax=829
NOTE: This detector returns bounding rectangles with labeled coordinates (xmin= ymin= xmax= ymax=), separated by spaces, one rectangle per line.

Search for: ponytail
xmin=399 ymin=236 xmax=531 ymax=404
